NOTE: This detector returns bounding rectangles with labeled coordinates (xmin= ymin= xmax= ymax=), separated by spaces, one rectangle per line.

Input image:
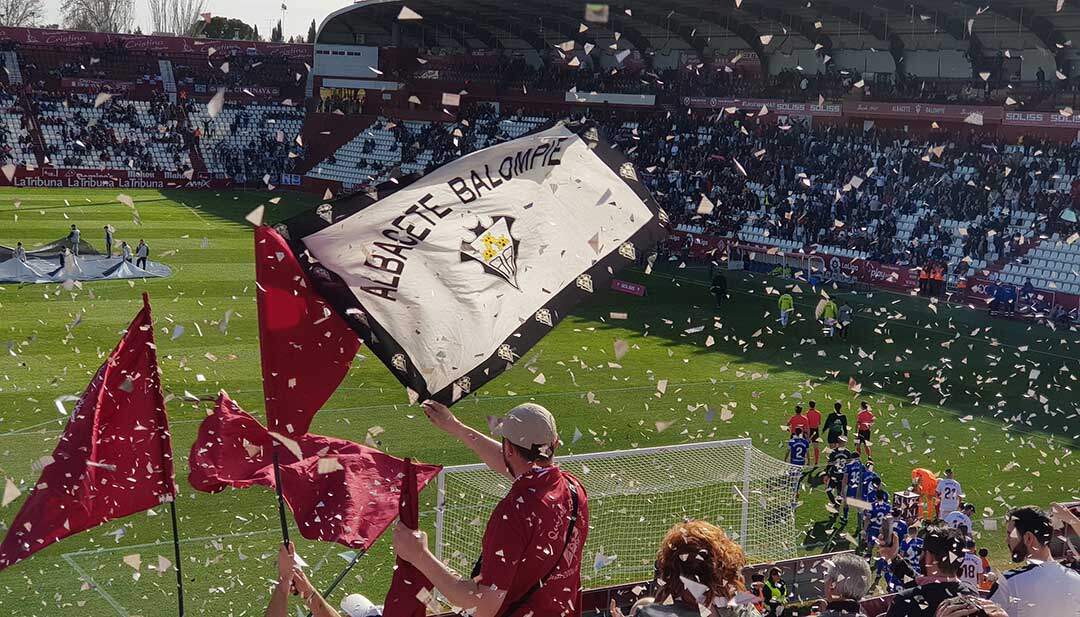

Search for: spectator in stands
xmin=613 ymin=520 xmax=760 ymax=617
xmin=877 ymin=524 xmax=977 ymax=617
xmin=988 ymin=506 xmax=1080 ymax=616
xmin=392 ymin=401 xmax=587 ymax=617
xmin=763 ymin=567 xmax=788 ymax=616
xmin=818 ymin=552 xmax=872 ymax=617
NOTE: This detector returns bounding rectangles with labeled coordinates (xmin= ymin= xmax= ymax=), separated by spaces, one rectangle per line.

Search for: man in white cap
xmin=393 ymin=400 xmax=589 ymax=617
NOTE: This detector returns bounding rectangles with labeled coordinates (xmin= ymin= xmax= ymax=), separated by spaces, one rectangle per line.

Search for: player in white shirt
xmin=945 ymin=503 xmax=975 ymax=538
xmin=958 ymin=541 xmax=985 ymax=588
xmin=989 ymin=506 xmax=1080 ymax=617
xmin=936 ymin=468 xmax=962 ymax=517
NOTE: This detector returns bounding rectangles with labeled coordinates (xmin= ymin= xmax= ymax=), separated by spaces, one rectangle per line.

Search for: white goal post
xmin=434 ymin=438 xmax=801 ymax=588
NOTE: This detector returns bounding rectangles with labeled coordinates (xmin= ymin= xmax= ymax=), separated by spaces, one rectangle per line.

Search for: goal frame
xmin=433 ymin=437 xmax=755 ymax=562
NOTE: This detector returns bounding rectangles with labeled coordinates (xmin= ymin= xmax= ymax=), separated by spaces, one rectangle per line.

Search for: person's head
xmin=656 ymin=520 xmax=747 ymax=606
xmin=945 ymin=468 xmax=954 ymax=478
xmin=860 ymin=401 xmax=869 ymax=410
xmin=908 ymin=524 xmax=919 ymax=537
xmin=1006 ymin=506 xmax=1053 ymax=562
xmin=339 ymin=593 xmax=380 ymax=617
xmin=978 ymin=548 xmax=988 ymax=559
xmin=962 ymin=503 xmax=975 ymax=515
xmin=919 ymin=524 xmax=965 ymax=577
xmin=965 ymin=539 xmax=976 ymax=551
xmin=834 ymin=401 xmax=842 ymax=413
xmin=794 ymin=427 xmax=804 ymax=438
xmin=876 ymin=489 xmax=887 ymax=503
xmin=16 ymin=241 xmax=21 ymax=247
xmin=823 ymin=553 xmax=871 ymax=603
xmin=795 ymin=404 xmax=803 ymax=415
xmin=492 ymin=403 xmax=558 ymax=476
xmin=71 ymin=224 xmax=76 ymax=230
xmin=808 ymin=400 xmax=816 ymax=410
xmin=768 ymin=567 xmax=781 ymax=583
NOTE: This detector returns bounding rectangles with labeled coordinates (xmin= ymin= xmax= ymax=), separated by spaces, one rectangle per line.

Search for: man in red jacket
xmin=393 ymin=401 xmax=589 ymax=617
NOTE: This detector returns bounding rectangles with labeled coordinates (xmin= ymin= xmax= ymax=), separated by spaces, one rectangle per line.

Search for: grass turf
xmin=0 ymin=188 xmax=1076 ymax=617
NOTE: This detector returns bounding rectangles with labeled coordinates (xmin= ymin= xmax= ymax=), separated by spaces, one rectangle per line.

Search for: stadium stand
xmin=187 ymin=101 xmax=305 ymax=182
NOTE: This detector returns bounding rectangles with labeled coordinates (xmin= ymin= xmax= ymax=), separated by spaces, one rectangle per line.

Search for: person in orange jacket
xmin=911 ymin=467 xmax=939 ymax=520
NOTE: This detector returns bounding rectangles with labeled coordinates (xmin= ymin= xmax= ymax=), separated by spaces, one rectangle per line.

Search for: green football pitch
xmin=0 ymin=188 xmax=1075 ymax=617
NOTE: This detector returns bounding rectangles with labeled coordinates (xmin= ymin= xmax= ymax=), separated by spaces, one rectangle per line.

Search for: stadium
xmin=0 ymin=0 xmax=1078 ymax=615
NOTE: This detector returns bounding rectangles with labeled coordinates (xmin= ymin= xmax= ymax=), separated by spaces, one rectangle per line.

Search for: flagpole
xmin=169 ymin=498 xmax=186 ymax=616
xmin=271 ymin=448 xmax=291 ymax=546
xmin=303 ymin=549 xmax=367 ymax=617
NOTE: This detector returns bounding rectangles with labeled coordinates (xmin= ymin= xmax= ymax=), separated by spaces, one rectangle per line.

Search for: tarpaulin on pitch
xmin=276 ymin=121 xmax=669 ymax=404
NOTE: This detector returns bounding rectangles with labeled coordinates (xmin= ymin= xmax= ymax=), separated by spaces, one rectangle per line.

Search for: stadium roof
xmin=318 ymin=0 xmax=1080 ymax=61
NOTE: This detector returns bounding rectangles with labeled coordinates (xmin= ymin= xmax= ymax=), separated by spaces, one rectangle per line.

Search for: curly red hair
xmin=656 ymin=520 xmax=747 ymax=605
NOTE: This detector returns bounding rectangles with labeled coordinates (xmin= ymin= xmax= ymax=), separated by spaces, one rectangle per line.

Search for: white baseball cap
xmin=491 ymin=403 xmax=558 ymax=449
xmin=340 ymin=594 xmax=381 ymax=617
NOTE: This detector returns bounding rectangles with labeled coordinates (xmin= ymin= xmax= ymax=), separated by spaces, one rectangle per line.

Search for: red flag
xmin=383 ymin=459 xmax=435 ymax=617
xmin=189 ymin=392 xmax=439 ymax=549
xmin=0 ymin=294 xmax=175 ymax=571
xmin=255 ymin=225 xmax=361 ymax=436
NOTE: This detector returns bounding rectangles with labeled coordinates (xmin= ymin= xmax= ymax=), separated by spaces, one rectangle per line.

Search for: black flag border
xmin=278 ymin=120 xmax=671 ymax=405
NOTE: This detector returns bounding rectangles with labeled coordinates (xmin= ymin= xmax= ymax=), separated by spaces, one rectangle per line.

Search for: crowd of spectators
xmin=383 ymin=103 xmax=1077 ymax=273
xmin=32 ymin=92 xmax=194 ymax=172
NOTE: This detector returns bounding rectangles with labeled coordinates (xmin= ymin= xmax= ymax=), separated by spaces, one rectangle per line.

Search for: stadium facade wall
xmin=0 ymin=26 xmax=311 ymax=60
xmin=0 ymin=167 xmax=232 ymax=189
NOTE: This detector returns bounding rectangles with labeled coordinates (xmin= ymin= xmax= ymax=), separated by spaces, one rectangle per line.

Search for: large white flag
xmin=278 ymin=121 xmax=669 ymax=404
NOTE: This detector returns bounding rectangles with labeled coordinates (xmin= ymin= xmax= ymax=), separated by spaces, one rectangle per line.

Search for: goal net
xmin=434 ymin=438 xmax=801 ymax=588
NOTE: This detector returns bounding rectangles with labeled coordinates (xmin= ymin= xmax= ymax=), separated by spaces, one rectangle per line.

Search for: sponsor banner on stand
xmin=679 ymin=97 xmax=842 ymax=117
xmin=844 ymin=102 xmax=1003 ymax=124
xmin=0 ymin=167 xmax=232 ymax=189
xmin=1002 ymin=110 xmax=1080 ymax=128
xmin=60 ymin=78 xmax=138 ymax=93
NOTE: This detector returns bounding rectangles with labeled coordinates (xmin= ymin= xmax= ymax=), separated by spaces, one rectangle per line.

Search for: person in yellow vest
xmin=778 ymin=293 xmax=794 ymax=327
xmin=822 ymin=299 xmax=839 ymax=337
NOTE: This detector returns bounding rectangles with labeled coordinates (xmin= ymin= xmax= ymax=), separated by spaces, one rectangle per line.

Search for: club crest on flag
xmin=459 ymin=216 xmax=520 ymax=289
xmin=535 ymin=308 xmax=553 ymax=326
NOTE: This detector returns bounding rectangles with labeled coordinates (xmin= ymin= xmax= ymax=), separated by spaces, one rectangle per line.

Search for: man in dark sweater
xmin=877 ymin=524 xmax=979 ymax=617
xmin=824 ymin=402 xmax=849 ymax=447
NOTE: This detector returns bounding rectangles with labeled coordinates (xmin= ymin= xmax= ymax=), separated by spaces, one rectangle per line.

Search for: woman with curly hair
xmin=612 ymin=521 xmax=761 ymax=617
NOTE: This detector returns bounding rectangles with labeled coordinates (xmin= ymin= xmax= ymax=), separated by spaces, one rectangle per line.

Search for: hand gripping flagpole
xmin=271 ymin=448 xmax=291 ymax=547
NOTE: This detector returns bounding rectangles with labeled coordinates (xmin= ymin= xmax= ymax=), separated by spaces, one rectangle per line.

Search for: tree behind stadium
xmin=61 ymin=0 xmax=134 ymax=32
xmin=0 ymin=0 xmax=45 ymax=27
xmin=147 ymin=0 xmax=206 ymax=37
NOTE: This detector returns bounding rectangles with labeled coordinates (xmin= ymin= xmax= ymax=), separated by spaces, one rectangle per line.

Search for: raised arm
xmin=422 ymin=400 xmax=512 ymax=480
xmin=264 ymin=544 xmax=295 ymax=617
